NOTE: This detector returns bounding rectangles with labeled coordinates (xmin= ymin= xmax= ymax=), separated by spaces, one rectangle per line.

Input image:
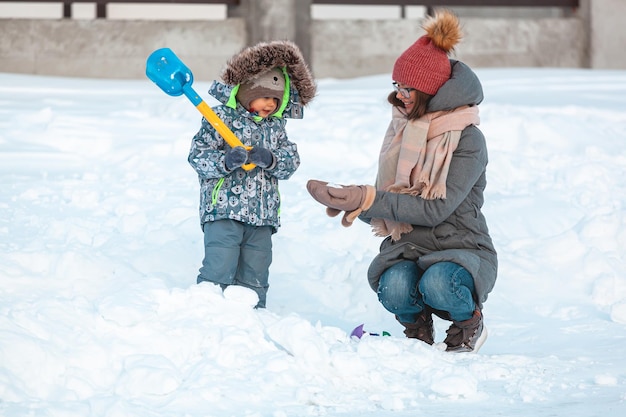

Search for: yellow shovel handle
xmin=196 ymin=101 xmax=256 ymax=171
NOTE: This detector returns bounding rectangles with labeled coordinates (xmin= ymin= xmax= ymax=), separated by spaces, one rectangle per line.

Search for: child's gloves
xmin=306 ymin=180 xmax=376 ymax=227
xmin=248 ymin=147 xmax=275 ymax=169
xmin=224 ymin=146 xmax=248 ymax=171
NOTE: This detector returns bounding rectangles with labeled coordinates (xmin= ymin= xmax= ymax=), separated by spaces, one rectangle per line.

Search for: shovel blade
xmin=146 ymin=48 xmax=193 ymax=97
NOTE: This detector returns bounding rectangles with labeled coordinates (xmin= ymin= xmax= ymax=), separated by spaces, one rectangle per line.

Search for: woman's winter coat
xmin=188 ymin=41 xmax=316 ymax=231
xmin=360 ymin=60 xmax=498 ymax=308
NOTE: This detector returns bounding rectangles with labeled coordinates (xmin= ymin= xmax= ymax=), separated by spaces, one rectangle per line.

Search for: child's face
xmin=249 ymin=97 xmax=279 ymax=118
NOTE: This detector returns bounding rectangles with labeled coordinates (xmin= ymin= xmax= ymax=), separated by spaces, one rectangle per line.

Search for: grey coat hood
xmin=428 ymin=60 xmax=483 ymax=112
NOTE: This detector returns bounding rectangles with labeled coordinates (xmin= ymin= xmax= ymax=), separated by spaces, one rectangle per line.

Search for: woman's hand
xmin=306 ymin=180 xmax=376 ymax=226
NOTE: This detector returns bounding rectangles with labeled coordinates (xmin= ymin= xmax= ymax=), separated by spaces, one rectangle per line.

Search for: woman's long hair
xmin=387 ymin=90 xmax=433 ymax=120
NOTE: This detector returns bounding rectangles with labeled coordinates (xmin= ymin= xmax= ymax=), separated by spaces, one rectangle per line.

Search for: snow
xmin=1 ymin=67 xmax=625 ymax=417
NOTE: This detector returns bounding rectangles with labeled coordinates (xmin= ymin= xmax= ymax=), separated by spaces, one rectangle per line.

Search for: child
xmin=188 ymin=40 xmax=316 ymax=308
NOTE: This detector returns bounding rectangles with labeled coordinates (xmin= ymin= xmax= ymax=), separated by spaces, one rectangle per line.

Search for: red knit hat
xmin=392 ymin=10 xmax=462 ymax=95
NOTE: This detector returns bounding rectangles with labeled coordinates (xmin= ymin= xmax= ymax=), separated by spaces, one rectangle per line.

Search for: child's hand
xmin=224 ymin=146 xmax=249 ymax=171
xmin=248 ymin=147 xmax=275 ymax=169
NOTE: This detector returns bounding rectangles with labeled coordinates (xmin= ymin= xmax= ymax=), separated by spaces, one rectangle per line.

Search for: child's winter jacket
xmin=188 ymin=41 xmax=316 ymax=231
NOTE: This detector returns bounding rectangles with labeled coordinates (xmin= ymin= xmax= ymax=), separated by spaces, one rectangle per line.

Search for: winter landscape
xmin=1 ymin=66 xmax=625 ymax=416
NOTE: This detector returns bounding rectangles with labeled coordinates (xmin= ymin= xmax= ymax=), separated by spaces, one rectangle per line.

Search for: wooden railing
xmin=314 ymin=0 xmax=578 ymax=5
xmin=315 ymin=1 xmax=580 ymax=18
xmin=0 ymin=0 xmax=239 ymax=18
xmin=0 ymin=0 xmax=580 ymax=19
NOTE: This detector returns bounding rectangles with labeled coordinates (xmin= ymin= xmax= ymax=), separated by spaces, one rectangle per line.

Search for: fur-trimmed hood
xmin=221 ymin=40 xmax=316 ymax=106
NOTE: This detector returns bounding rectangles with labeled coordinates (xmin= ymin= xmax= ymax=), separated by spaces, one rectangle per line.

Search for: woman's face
xmin=393 ymin=82 xmax=417 ymax=113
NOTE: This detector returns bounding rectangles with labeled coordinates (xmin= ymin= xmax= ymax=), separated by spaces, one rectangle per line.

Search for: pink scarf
xmin=371 ymin=105 xmax=480 ymax=241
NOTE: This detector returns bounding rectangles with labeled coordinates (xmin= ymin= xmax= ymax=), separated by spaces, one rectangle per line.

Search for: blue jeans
xmin=377 ymin=260 xmax=476 ymax=323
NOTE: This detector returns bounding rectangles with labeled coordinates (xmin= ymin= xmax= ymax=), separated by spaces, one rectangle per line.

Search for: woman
xmin=307 ymin=10 xmax=497 ymax=352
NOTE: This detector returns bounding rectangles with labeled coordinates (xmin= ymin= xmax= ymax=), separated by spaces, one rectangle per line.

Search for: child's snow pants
xmin=198 ymin=219 xmax=273 ymax=308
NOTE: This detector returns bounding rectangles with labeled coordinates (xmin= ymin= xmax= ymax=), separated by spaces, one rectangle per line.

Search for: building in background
xmin=0 ymin=1 xmax=623 ymax=79
xmin=0 ymin=2 xmax=570 ymax=20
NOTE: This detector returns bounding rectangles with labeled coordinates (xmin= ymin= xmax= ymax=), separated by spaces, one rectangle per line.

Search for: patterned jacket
xmin=188 ymin=41 xmax=316 ymax=231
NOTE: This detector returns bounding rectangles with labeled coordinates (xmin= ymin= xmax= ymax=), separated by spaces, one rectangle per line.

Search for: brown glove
xmin=306 ymin=180 xmax=376 ymax=227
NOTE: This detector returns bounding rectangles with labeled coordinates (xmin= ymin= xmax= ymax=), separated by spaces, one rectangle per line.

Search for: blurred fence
xmin=1 ymin=0 xmax=579 ymax=19
xmin=0 ymin=0 xmax=623 ymax=80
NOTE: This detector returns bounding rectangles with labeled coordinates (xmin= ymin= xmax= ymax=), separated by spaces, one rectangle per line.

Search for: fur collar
xmin=221 ymin=40 xmax=317 ymax=106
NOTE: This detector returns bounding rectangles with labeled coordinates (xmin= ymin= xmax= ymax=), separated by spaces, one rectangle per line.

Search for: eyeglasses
xmin=392 ymin=82 xmax=416 ymax=99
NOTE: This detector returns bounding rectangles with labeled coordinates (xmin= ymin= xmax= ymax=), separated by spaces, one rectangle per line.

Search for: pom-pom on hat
xmin=236 ymin=67 xmax=286 ymax=111
xmin=392 ymin=10 xmax=462 ymax=95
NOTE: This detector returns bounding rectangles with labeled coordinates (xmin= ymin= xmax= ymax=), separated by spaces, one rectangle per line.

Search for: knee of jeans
xmin=418 ymin=272 xmax=448 ymax=297
xmin=420 ymin=262 xmax=472 ymax=308
xmin=378 ymin=288 xmax=406 ymax=315
xmin=377 ymin=265 xmax=417 ymax=312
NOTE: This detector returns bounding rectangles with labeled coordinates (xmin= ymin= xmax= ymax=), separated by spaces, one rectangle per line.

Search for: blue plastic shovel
xmin=146 ymin=48 xmax=255 ymax=170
